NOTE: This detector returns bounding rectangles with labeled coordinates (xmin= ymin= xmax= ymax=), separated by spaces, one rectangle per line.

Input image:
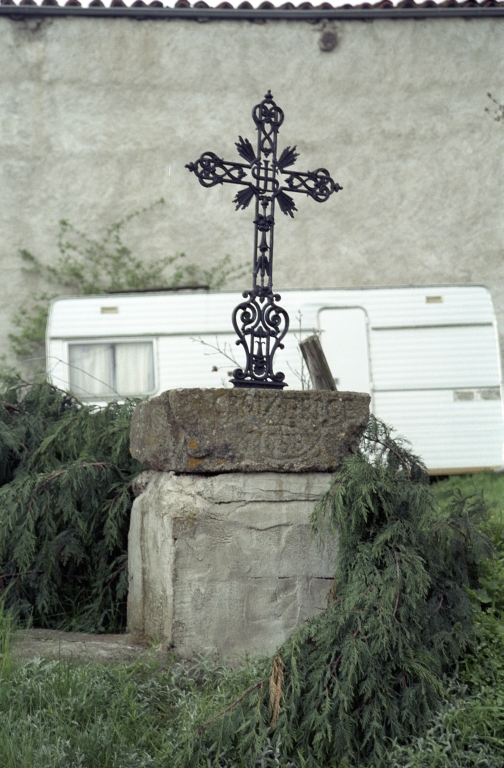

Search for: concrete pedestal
xmin=127 ymin=388 xmax=369 ymax=659
xmin=127 ymin=471 xmax=336 ymax=659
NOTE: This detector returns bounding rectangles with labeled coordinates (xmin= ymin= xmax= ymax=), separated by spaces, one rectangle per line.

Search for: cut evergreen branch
xmin=0 ymin=400 xmax=503 ymax=766
xmin=184 ymin=418 xmax=494 ymax=767
xmin=0 ymin=378 xmax=143 ymax=631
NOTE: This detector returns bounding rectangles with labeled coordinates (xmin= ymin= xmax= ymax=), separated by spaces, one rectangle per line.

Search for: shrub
xmin=0 ymin=378 xmax=142 ymax=632
xmin=184 ymin=419 xmax=494 ymax=767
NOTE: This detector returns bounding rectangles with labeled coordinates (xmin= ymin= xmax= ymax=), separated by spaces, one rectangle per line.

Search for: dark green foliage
xmin=431 ymin=471 xmax=504 ymax=752
xmin=185 ymin=419 xmax=493 ymax=768
xmin=431 ymin=470 xmax=504 ymax=528
xmin=455 ymin=519 xmax=504 ymax=752
xmin=388 ymin=678 xmax=504 ymax=767
xmin=389 ymin=502 xmax=504 ymax=766
xmin=0 ymin=378 xmax=143 ymax=631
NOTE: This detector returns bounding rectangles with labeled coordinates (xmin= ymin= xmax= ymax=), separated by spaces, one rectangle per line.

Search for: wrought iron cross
xmin=186 ymin=90 xmax=342 ymax=389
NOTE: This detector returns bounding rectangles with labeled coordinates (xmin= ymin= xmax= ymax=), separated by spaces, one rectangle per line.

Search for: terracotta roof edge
xmin=1 ymin=0 xmax=504 ymax=15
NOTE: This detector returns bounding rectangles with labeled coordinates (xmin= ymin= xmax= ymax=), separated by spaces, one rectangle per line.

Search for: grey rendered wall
xmin=1 ymin=15 xmax=503 ymax=365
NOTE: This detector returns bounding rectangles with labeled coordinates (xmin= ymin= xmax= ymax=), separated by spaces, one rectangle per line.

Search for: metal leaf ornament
xmin=276 ymin=190 xmax=298 ymax=218
xmin=235 ymin=136 xmax=256 ymax=164
xmin=277 ymin=145 xmax=299 ymax=171
xmin=234 ymin=186 xmax=256 ymax=211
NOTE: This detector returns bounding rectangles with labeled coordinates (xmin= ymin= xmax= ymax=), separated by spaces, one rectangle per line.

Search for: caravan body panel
xmin=47 ymin=285 xmax=504 ymax=474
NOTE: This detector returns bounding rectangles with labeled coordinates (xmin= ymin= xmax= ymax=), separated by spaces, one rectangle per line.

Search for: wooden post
xmin=299 ymin=335 xmax=337 ymax=391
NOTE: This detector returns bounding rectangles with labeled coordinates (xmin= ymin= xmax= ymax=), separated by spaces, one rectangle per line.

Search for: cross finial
xmin=186 ymin=92 xmax=342 ymax=389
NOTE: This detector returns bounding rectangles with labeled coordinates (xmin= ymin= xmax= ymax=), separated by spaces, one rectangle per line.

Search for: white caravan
xmin=46 ymin=285 xmax=504 ymax=475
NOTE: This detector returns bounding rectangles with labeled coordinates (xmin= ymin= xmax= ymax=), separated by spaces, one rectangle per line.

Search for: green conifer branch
xmin=183 ymin=416 xmax=494 ymax=768
xmin=0 ymin=378 xmax=143 ymax=631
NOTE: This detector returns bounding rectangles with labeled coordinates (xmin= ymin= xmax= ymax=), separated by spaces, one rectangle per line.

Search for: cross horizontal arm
xmin=185 ymin=152 xmax=251 ymax=188
xmin=282 ymin=167 xmax=343 ymax=203
xmin=186 ymin=90 xmax=342 ymax=390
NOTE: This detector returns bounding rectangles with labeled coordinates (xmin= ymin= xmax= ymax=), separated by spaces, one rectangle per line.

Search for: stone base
xmin=130 ymin=388 xmax=370 ymax=474
xmin=127 ymin=471 xmax=337 ymax=660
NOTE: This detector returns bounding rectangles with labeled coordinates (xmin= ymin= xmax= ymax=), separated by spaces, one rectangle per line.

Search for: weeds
xmin=1 ymin=432 xmax=504 ymax=766
xmin=0 ymin=653 xmax=269 ymax=768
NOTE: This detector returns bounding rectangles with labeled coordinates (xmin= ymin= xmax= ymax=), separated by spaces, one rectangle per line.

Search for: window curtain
xmin=69 ymin=344 xmax=114 ymax=396
xmin=69 ymin=342 xmax=154 ymax=397
xmin=115 ymin=343 xmax=154 ymax=395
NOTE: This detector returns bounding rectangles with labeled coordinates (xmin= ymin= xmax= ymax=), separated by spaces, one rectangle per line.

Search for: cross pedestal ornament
xmin=186 ymin=91 xmax=342 ymax=389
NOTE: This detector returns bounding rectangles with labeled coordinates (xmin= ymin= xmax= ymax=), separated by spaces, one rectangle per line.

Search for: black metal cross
xmin=186 ymin=90 xmax=342 ymax=389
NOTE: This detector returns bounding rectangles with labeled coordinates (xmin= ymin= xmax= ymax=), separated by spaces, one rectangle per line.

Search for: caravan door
xmin=318 ymin=307 xmax=371 ymax=394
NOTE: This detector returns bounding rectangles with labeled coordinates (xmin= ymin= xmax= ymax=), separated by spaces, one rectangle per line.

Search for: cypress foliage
xmin=186 ymin=418 xmax=493 ymax=768
xmin=0 ymin=378 xmax=143 ymax=631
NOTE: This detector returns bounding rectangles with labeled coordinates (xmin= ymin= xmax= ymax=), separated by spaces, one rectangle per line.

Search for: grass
xmin=431 ymin=471 xmax=504 ymax=526
xmin=0 ymin=472 xmax=503 ymax=768
xmin=0 ymin=627 xmax=271 ymax=768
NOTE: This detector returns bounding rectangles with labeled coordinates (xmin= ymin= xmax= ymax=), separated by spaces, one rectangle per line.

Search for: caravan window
xmin=68 ymin=342 xmax=155 ymax=398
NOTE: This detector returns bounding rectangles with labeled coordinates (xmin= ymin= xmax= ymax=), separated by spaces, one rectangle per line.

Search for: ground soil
xmin=10 ymin=628 xmax=168 ymax=665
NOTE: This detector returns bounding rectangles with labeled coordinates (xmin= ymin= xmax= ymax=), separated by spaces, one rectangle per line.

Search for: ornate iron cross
xmin=186 ymin=90 xmax=342 ymax=389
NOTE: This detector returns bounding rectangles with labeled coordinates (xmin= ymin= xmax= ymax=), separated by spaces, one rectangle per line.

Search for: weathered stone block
xmin=127 ymin=471 xmax=337 ymax=660
xmin=130 ymin=388 xmax=370 ymax=474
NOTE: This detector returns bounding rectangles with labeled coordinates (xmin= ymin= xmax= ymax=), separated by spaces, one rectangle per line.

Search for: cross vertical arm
xmin=186 ymin=90 xmax=342 ymax=390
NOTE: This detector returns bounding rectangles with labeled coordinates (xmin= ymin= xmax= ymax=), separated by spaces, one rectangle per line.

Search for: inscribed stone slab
xmin=130 ymin=388 xmax=370 ymax=473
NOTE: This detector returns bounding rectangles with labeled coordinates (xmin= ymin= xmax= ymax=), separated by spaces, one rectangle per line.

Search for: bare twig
xmin=368 ymin=436 xmax=412 ymax=476
xmin=100 ymin=562 xmax=127 ymax=597
xmin=191 ymin=336 xmax=241 ymax=369
xmin=330 ymin=652 xmax=343 ymax=677
xmin=429 ymin=594 xmax=444 ymax=619
xmin=47 ymin=383 xmax=85 ymax=408
xmin=0 ymin=568 xmax=44 ymax=579
xmin=198 ymin=679 xmax=265 ymax=735
xmin=1 ymin=401 xmax=28 ymax=415
xmin=440 ymin=629 xmax=455 ymax=645
xmin=27 ymin=462 xmax=112 ymax=514
xmin=393 ymin=549 xmax=401 ymax=621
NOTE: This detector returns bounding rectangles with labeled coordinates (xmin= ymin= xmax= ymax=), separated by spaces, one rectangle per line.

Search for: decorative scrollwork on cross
xmin=186 ymin=90 xmax=342 ymax=389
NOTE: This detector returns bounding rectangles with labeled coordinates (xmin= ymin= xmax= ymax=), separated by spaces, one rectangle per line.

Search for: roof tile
xmin=2 ymin=0 xmax=504 ymax=14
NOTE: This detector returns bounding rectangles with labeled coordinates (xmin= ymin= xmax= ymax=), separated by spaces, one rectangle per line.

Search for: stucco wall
xmin=1 ymin=15 xmax=503 ymax=365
